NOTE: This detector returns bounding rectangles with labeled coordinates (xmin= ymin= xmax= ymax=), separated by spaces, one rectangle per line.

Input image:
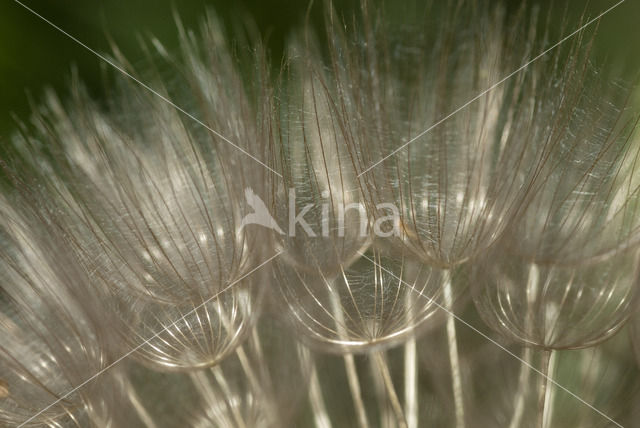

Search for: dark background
xmin=0 ymin=0 xmax=638 ymax=138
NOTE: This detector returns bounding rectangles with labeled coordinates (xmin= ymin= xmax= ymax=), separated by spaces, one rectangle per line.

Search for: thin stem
xmin=215 ymin=306 xmax=263 ymax=399
xmin=404 ymin=338 xmax=418 ymax=428
xmin=309 ymin=368 xmax=332 ymax=428
xmin=118 ymin=373 xmax=159 ymax=428
xmin=404 ymin=287 xmax=418 ymax=428
xmin=344 ymin=353 xmax=371 ymax=428
xmin=537 ymin=349 xmax=553 ymax=428
xmin=217 ymin=308 xmax=278 ymax=424
xmin=299 ymin=345 xmax=333 ymax=428
xmin=510 ymin=264 xmax=540 ymax=428
xmin=328 ymin=286 xmax=370 ymax=428
xmin=543 ymin=350 xmax=556 ymax=428
xmin=508 ymin=346 xmax=532 ymax=428
xmin=370 ymin=351 xmax=393 ymax=428
xmin=232 ymin=328 xmax=287 ymax=426
xmin=235 ymin=346 xmax=263 ymax=400
xmin=192 ymin=368 xmax=247 ymax=428
xmin=443 ymin=269 xmax=465 ymax=428
xmin=374 ymin=352 xmax=408 ymax=428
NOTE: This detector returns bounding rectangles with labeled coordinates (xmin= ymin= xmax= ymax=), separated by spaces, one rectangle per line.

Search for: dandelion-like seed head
xmin=1 ymin=1 xmax=640 ymax=427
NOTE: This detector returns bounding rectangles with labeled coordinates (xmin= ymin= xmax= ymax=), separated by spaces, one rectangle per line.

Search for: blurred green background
xmin=0 ymin=0 xmax=638 ymax=139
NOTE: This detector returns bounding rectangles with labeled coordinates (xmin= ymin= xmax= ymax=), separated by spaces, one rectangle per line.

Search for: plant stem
xmin=510 ymin=263 xmax=540 ymax=428
xmin=443 ymin=269 xmax=465 ymax=428
xmin=127 ymin=389 xmax=159 ymax=428
xmin=192 ymin=368 xmax=248 ymax=428
xmin=374 ymin=352 xmax=408 ymax=428
xmin=118 ymin=373 xmax=159 ymax=428
xmin=404 ymin=339 xmax=418 ymax=428
xmin=235 ymin=346 xmax=263 ymax=400
xmin=508 ymin=346 xmax=532 ymax=428
xmin=217 ymin=308 xmax=277 ymax=424
xmin=404 ymin=287 xmax=418 ymax=428
xmin=328 ymin=286 xmax=370 ymax=428
xmin=215 ymin=305 xmax=263 ymax=399
xmin=544 ymin=350 xmax=556 ymax=428
xmin=344 ymin=353 xmax=371 ymax=428
xmin=537 ymin=349 xmax=553 ymax=428
xmin=370 ymin=351 xmax=393 ymax=428
xmin=299 ymin=345 xmax=333 ymax=428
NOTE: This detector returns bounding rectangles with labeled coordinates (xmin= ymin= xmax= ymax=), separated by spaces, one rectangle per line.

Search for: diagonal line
xmin=357 ymin=0 xmax=626 ymax=178
xmin=357 ymin=252 xmax=624 ymax=428
xmin=17 ymin=251 xmax=282 ymax=428
xmin=11 ymin=0 xmax=282 ymax=178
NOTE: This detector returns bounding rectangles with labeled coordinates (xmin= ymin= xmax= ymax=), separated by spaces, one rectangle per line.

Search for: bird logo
xmin=239 ymin=188 xmax=285 ymax=235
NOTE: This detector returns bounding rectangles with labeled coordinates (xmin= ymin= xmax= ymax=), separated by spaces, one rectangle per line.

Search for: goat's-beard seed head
xmin=471 ymin=53 xmax=640 ymax=350
xmin=299 ymin=313 xmax=523 ymax=427
xmin=473 ymin=243 xmax=640 ymax=349
xmin=0 ymin=196 xmax=122 ymax=426
xmin=120 ymin=315 xmax=306 ymax=428
xmin=499 ymin=66 xmax=640 ymax=264
xmin=275 ymin=244 xmax=466 ymax=353
xmin=272 ymin=27 xmax=466 ymax=351
xmin=461 ymin=323 xmax=640 ymax=428
xmin=271 ymin=0 xmax=619 ymax=354
xmin=2 ymin=1 xmax=640 ymax=426
xmin=271 ymin=34 xmax=372 ymax=275
xmin=297 ymin=2 xmax=558 ymax=269
xmin=8 ymin=14 xmax=274 ymax=371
